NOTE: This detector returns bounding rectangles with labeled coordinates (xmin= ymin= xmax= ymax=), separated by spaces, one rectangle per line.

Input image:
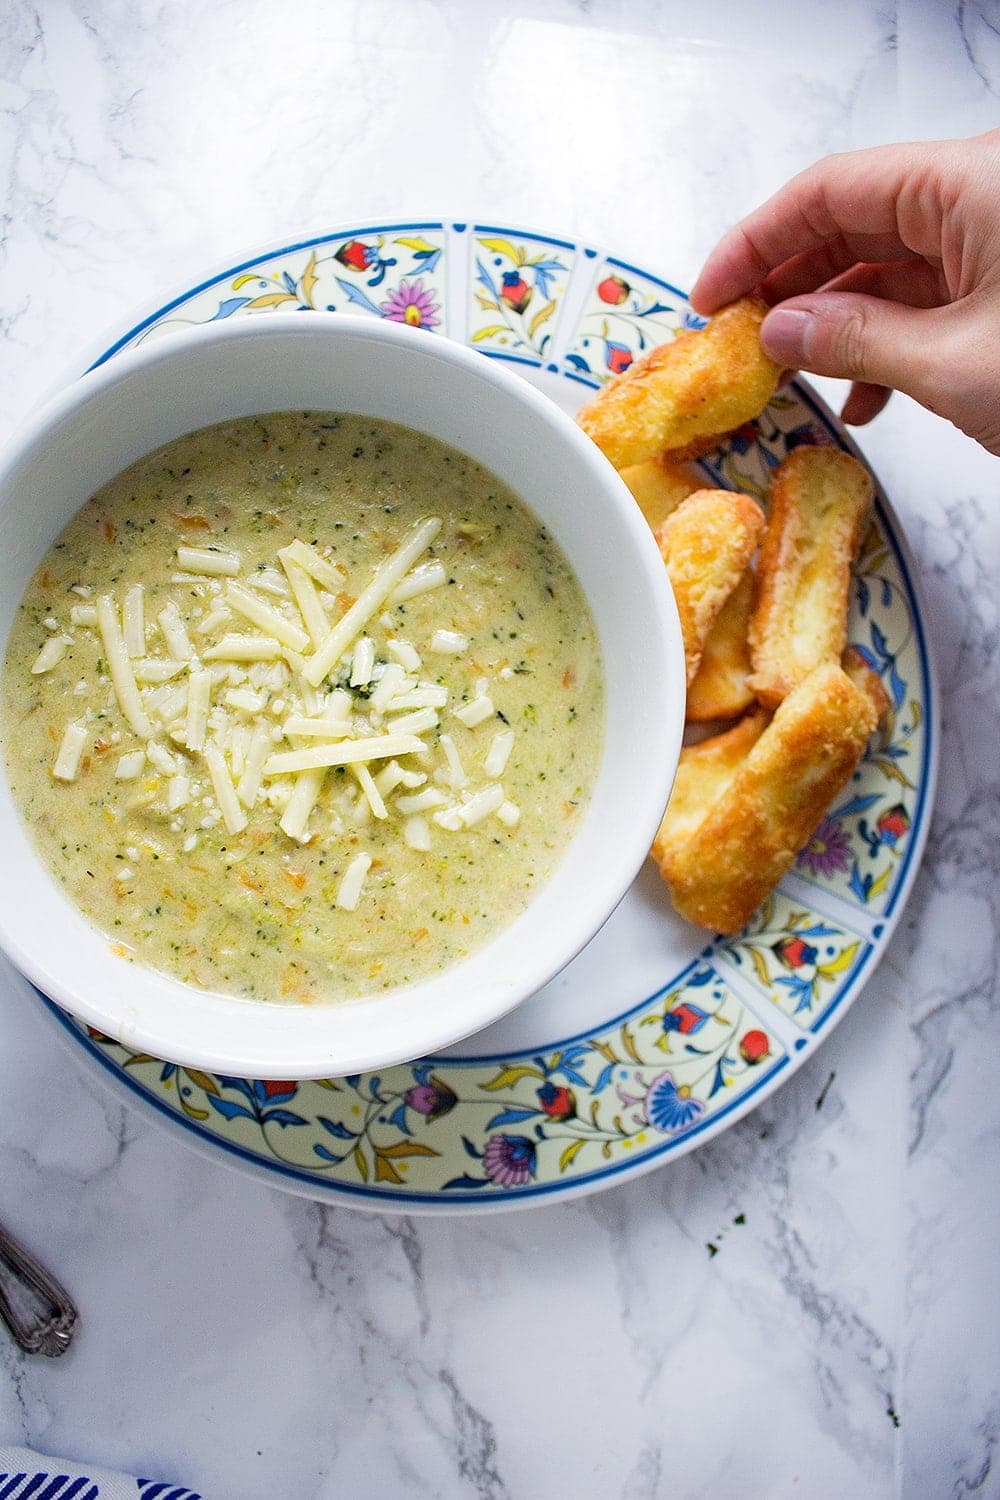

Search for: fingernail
xmin=761 ymin=308 xmax=815 ymax=365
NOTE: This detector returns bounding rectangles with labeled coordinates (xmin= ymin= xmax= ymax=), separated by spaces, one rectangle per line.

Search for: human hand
xmin=690 ymin=129 xmax=1000 ymax=454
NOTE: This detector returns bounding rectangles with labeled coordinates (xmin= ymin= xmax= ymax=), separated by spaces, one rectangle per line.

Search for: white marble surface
xmin=1 ymin=2 xmax=998 ymax=1496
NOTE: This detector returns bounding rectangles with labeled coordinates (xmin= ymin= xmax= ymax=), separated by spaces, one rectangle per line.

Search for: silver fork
xmin=0 ymin=1220 xmax=77 ymax=1356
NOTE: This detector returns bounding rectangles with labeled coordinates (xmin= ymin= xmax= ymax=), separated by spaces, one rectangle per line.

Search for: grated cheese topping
xmin=38 ymin=521 xmax=527 ymax=879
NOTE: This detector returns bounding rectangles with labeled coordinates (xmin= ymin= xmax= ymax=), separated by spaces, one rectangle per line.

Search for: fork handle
xmin=0 ymin=1221 xmax=78 ymax=1356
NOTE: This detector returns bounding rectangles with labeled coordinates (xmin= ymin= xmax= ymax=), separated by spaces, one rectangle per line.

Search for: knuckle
xmin=832 ymin=304 xmax=873 ymax=377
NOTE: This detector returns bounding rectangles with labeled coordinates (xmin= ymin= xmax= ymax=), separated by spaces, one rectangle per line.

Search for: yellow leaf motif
xmin=620 ymin=1024 xmax=642 ymax=1064
xmin=528 ymin=299 xmax=556 ymax=340
xmin=817 ymin=942 xmax=860 ymax=981
xmin=559 ymin=1139 xmax=586 ymax=1173
xmin=374 ymin=1141 xmax=440 ymax=1185
xmin=475 ymin=293 xmax=500 ymax=312
xmin=471 ymin=325 xmax=509 ymax=342
xmin=300 ymin=250 xmax=319 ymax=308
xmin=232 ymin=273 xmax=261 ymax=290
xmin=478 ymin=236 xmax=525 ymax=266
xmin=869 ymin=864 xmax=893 ymax=900
xmin=394 ymin=236 xmax=437 ymax=254
xmin=245 ymin=292 xmax=299 ymax=310
xmin=353 ymin=1142 xmax=369 ymax=1182
xmin=481 ymin=1064 xmax=545 ymax=1091
xmin=872 ymin=756 xmax=915 ymax=790
xmin=185 ymin=1069 xmax=220 ymax=1096
xmin=746 ymin=944 xmax=773 ymax=991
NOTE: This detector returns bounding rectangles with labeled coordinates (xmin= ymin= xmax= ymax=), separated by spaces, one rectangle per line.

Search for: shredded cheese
xmin=430 ymin=629 xmax=468 ymax=655
xmin=353 ymin=764 xmax=388 ymax=820
xmin=279 ymin=767 xmax=327 ymax=841
xmin=336 ymin=851 xmax=372 ymax=911
xmin=177 ymin=546 xmax=241 ymax=577
xmin=484 ymin=730 xmax=515 ymax=778
xmin=262 ymin=733 xmax=426 ymax=777
xmin=115 ymin=750 xmax=146 ymax=780
xmin=185 ymin=669 xmax=212 ymax=751
xmin=31 ymin=635 xmax=70 ymax=675
xmin=454 ymin=695 xmax=495 ymax=729
xmin=304 ymin=516 xmax=442 ymax=686
xmin=53 ymin=722 xmax=87 ymax=782
xmin=123 ymin=585 xmax=146 ymax=658
xmin=203 ymin=742 xmax=248 ymax=835
xmin=226 ymin=582 xmax=310 ymax=652
xmin=390 ymin=560 xmax=447 ymax=603
xmin=202 ymin=634 xmax=284 ymax=661
xmin=95 ymin=595 xmax=154 ymax=739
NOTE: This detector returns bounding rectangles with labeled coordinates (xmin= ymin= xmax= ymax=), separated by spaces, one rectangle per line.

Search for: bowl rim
xmin=0 ymin=311 xmax=685 ymax=1077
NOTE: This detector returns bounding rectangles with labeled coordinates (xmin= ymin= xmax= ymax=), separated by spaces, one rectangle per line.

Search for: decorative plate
xmin=28 ymin=220 xmax=936 ymax=1212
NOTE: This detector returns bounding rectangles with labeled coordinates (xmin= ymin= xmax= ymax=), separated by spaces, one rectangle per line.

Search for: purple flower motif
xmin=483 ymin=1133 xmax=536 ymax=1187
xmin=797 ymin=816 xmax=851 ymax=878
xmin=381 ymin=277 xmax=441 ymax=329
xmin=786 ymin=420 xmax=833 ymax=450
xmin=644 ymin=1071 xmax=705 ymax=1135
xmin=404 ymin=1073 xmax=458 ymax=1121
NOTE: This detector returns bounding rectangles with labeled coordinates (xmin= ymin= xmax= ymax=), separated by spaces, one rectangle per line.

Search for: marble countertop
xmin=1 ymin=3 xmax=998 ymax=1496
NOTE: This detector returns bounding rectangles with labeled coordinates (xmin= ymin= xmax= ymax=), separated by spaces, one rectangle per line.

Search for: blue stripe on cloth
xmin=0 ymin=1475 xmax=45 ymax=1499
xmin=0 ymin=1476 xmax=98 ymax=1500
xmin=137 ymin=1487 xmax=202 ymax=1500
xmin=36 ymin=1478 xmax=75 ymax=1500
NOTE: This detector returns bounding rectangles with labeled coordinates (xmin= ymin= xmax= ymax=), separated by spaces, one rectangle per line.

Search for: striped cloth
xmin=0 ymin=1448 xmax=202 ymax=1500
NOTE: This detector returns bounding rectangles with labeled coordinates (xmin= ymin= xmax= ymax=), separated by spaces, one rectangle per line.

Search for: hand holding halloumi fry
xmin=576 ymin=298 xmax=783 ymax=470
xmin=653 ymin=662 xmax=883 ymax=933
xmin=655 ymin=489 xmax=765 ymax=687
xmin=748 ymin=445 xmax=874 ymax=708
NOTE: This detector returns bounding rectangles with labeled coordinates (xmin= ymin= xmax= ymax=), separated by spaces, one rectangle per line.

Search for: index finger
xmin=689 ymin=138 xmax=947 ymax=314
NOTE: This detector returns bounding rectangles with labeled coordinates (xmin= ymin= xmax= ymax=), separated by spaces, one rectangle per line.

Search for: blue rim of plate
xmin=27 ymin=219 xmax=935 ymax=1212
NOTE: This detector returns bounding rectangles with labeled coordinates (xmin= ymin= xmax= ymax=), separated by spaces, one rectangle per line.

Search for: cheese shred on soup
xmin=2 ymin=413 xmax=604 ymax=1003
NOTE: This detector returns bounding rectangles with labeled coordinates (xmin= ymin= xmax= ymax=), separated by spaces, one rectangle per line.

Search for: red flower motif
xmin=597 ymin=274 xmax=630 ymax=306
xmin=335 ymin=239 xmax=375 ymax=272
xmin=500 ymin=271 xmax=532 ymax=313
xmin=876 ymin=803 xmax=910 ymax=845
xmin=262 ymin=1079 xmax=297 ymax=1100
xmin=739 ymin=1030 xmax=770 ymax=1065
xmin=537 ymin=1082 xmax=576 ymax=1121
xmin=772 ymin=936 xmax=818 ymax=970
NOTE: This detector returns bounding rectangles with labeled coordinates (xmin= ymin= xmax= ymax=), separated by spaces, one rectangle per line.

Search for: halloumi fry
xmin=686 ymin=567 xmax=756 ymax=722
xmin=655 ymin=662 xmax=880 ymax=933
xmin=652 ymin=708 xmax=770 ymax=869
xmin=655 ymin=489 xmax=765 ymax=686
xmin=576 ymin=298 xmax=782 ymax=470
xmin=748 ymin=445 xmax=874 ymax=708
xmin=619 ymin=454 xmax=703 ymax=532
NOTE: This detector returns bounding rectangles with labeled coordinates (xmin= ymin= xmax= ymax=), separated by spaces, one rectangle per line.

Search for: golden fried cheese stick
xmin=686 ymin=567 xmax=756 ymax=722
xmin=652 ymin=708 xmax=770 ymax=871
xmin=619 ymin=454 xmax=703 ymax=532
xmin=576 ymin=299 xmax=782 ymax=470
xmin=748 ymin=445 xmax=874 ymax=708
xmin=655 ymin=489 xmax=765 ymax=687
xmin=655 ymin=662 xmax=881 ymax=933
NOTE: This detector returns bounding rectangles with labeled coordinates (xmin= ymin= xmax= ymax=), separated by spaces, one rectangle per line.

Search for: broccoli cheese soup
xmin=1 ymin=413 xmax=604 ymax=1003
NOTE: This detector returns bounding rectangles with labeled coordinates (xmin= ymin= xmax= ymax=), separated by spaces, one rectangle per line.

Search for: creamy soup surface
xmin=2 ymin=413 xmax=604 ymax=1003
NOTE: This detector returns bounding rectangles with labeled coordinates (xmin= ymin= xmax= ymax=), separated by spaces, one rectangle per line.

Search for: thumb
xmin=759 ymin=292 xmax=939 ymax=407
